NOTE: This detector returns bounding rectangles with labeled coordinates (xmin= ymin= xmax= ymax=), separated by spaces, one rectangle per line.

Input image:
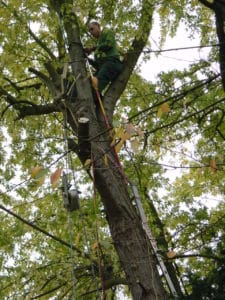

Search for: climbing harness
xmin=130 ymin=181 xmax=179 ymax=299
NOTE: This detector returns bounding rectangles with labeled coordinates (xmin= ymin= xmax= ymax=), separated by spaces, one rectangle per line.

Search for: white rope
xmin=130 ymin=182 xmax=179 ymax=299
xmin=63 ymin=110 xmax=77 ymax=300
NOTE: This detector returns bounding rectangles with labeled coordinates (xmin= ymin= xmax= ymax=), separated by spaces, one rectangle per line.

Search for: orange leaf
xmin=210 ymin=159 xmax=217 ymax=174
xmin=50 ymin=168 xmax=63 ymax=187
xmin=124 ymin=123 xmax=136 ymax=136
xmin=167 ymin=250 xmax=176 ymax=259
xmin=91 ymin=241 xmax=99 ymax=250
xmin=135 ymin=127 xmax=144 ymax=137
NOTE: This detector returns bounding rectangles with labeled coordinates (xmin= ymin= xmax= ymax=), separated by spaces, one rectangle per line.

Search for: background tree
xmin=0 ymin=0 xmax=225 ymax=299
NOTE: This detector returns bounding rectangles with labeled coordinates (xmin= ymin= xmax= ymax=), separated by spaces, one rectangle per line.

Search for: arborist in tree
xmin=84 ymin=21 xmax=123 ymax=94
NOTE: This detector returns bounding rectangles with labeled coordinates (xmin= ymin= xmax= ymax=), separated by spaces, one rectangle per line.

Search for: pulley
xmin=61 ymin=172 xmax=80 ymax=212
xmin=65 ymin=189 xmax=80 ymax=212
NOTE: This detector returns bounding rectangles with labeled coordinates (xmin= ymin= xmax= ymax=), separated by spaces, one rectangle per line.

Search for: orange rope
xmin=94 ymin=87 xmax=128 ymax=183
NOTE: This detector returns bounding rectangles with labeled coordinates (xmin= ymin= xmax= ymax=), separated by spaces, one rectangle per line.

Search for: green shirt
xmin=94 ymin=29 xmax=120 ymax=66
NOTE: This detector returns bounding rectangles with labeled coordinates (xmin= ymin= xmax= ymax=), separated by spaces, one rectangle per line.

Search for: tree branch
xmin=171 ymin=252 xmax=222 ymax=262
xmin=31 ymin=282 xmax=67 ymax=299
xmin=81 ymin=277 xmax=128 ymax=296
xmin=198 ymin=0 xmax=214 ymax=10
xmin=146 ymin=96 xmax=225 ymax=135
xmin=28 ymin=67 xmax=61 ymax=97
xmin=0 ymin=203 xmax=90 ymax=259
xmin=16 ymin=102 xmax=62 ymax=119
xmin=129 ymin=75 xmax=219 ymax=122
xmin=28 ymin=27 xmax=56 ymax=60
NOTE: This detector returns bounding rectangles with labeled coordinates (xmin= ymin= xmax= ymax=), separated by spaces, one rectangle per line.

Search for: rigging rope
xmin=62 ymin=108 xmax=77 ymax=300
xmin=67 ymin=132 xmax=101 ymax=298
xmin=92 ymin=157 xmax=107 ymax=299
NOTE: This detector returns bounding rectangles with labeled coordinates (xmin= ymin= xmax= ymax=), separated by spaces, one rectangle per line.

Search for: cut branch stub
xmin=78 ymin=117 xmax=91 ymax=163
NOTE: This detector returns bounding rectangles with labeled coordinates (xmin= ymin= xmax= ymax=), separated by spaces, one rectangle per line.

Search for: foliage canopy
xmin=0 ymin=0 xmax=225 ymax=299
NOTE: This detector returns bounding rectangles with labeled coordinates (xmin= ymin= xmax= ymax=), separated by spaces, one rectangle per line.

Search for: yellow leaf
xmin=154 ymin=144 xmax=160 ymax=155
xmin=157 ymin=108 xmax=163 ymax=118
xmin=110 ymin=127 xmax=124 ymax=147
xmin=104 ymin=154 xmax=108 ymax=166
xmin=115 ymin=138 xmax=125 ymax=153
xmin=84 ymin=159 xmax=92 ymax=169
xmin=157 ymin=102 xmax=170 ymax=118
xmin=161 ymin=102 xmax=170 ymax=113
xmin=30 ymin=166 xmax=43 ymax=179
xmin=112 ymin=128 xmax=131 ymax=153
xmin=50 ymin=168 xmax=63 ymax=187
xmin=36 ymin=176 xmax=45 ymax=187
xmin=210 ymin=159 xmax=217 ymax=174
xmin=167 ymin=250 xmax=176 ymax=259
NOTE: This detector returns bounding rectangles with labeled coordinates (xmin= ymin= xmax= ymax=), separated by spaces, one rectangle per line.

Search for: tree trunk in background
xmin=93 ymin=160 xmax=168 ymax=299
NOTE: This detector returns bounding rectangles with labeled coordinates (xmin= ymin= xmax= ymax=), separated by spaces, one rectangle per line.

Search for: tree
xmin=199 ymin=0 xmax=225 ymax=90
xmin=0 ymin=0 xmax=225 ymax=299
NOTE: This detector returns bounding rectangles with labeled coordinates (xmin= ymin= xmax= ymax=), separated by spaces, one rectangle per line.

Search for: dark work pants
xmin=95 ymin=59 xmax=123 ymax=92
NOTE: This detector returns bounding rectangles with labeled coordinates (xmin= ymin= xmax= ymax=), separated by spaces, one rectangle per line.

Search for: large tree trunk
xmin=49 ymin=1 xmax=169 ymax=299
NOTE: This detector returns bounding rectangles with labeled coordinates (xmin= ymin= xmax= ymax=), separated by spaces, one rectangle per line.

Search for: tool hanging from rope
xmin=61 ymin=171 xmax=80 ymax=212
